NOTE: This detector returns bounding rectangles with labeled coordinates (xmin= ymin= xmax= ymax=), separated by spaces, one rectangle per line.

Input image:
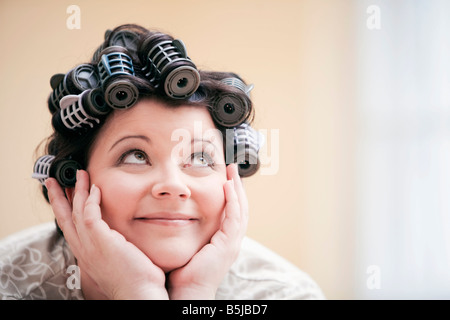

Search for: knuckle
xmin=82 ymin=216 xmax=97 ymax=229
xmin=73 ymin=189 xmax=89 ymax=203
xmin=71 ymin=211 xmax=79 ymax=225
xmin=82 ymin=202 xmax=99 ymax=228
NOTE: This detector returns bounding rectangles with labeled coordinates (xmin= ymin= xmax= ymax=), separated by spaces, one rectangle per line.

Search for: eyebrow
xmin=109 ymin=135 xmax=151 ymax=152
xmin=108 ymin=135 xmax=220 ymax=152
xmin=191 ymin=138 xmax=219 ymax=150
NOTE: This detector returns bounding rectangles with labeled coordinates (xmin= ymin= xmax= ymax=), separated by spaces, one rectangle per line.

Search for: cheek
xmin=194 ymin=177 xmax=227 ymax=223
xmin=89 ymin=171 xmax=144 ymax=224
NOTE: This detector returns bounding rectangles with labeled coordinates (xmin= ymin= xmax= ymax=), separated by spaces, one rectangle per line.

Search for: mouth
xmin=134 ymin=213 xmax=198 ymax=227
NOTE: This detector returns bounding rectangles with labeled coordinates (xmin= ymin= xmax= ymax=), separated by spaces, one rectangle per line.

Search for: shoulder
xmin=0 ymin=222 xmax=82 ymax=300
xmin=216 ymin=237 xmax=325 ymax=300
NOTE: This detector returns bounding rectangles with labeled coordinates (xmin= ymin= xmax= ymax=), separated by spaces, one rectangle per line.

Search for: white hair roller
xmin=60 ymin=94 xmax=100 ymax=130
xmin=52 ymin=88 xmax=109 ymax=135
xmin=221 ymin=77 xmax=254 ymax=97
xmin=32 ymin=155 xmax=81 ymax=188
xmin=32 ymin=155 xmax=55 ymax=185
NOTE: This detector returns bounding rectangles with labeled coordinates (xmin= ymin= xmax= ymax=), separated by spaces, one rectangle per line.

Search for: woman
xmin=0 ymin=24 xmax=324 ymax=300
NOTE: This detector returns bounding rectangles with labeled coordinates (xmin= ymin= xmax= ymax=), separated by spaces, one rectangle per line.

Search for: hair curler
xmin=32 ymin=155 xmax=82 ymax=188
xmin=32 ymin=155 xmax=55 ymax=185
xmin=140 ymin=34 xmax=200 ymax=99
xmin=97 ymin=46 xmax=139 ymax=109
xmin=109 ymin=29 xmax=140 ymax=55
xmin=52 ymin=88 xmax=110 ymax=135
xmin=226 ymin=123 xmax=263 ymax=177
xmin=48 ymin=64 xmax=100 ymax=113
xmin=212 ymin=77 xmax=254 ymax=128
xmin=92 ymin=29 xmax=140 ymax=62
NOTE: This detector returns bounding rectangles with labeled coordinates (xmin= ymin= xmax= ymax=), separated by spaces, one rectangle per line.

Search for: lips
xmin=134 ymin=212 xmax=198 ymax=226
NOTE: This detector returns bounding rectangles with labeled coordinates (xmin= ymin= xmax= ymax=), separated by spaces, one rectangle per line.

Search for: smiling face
xmin=86 ymin=98 xmax=228 ymax=272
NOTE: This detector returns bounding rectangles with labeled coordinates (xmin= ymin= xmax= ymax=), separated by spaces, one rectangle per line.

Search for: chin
xmin=157 ymin=258 xmax=191 ymax=274
xmin=138 ymin=238 xmax=202 ymax=273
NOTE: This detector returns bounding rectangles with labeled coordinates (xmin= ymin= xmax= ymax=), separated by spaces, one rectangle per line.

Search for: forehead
xmin=95 ymin=98 xmax=222 ymax=144
xmin=104 ymin=98 xmax=214 ymax=131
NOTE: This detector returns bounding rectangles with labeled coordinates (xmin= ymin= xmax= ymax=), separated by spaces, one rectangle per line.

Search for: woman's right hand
xmin=45 ymin=170 xmax=168 ymax=300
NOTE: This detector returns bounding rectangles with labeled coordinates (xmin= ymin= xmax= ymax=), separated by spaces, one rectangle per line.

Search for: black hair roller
xmin=212 ymin=77 xmax=253 ymax=128
xmin=109 ymin=30 xmax=140 ymax=57
xmin=140 ymin=34 xmax=200 ymax=99
xmin=227 ymin=123 xmax=262 ymax=178
xmin=48 ymin=64 xmax=100 ymax=114
xmin=52 ymin=88 xmax=110 ymax=135
xmin=32 ymin=155 xmax=82 ymax=188
xmin=97 ymin=46 xmax=139 ymax=109
xmin=92 ymin=29 xmax=140 ymax=62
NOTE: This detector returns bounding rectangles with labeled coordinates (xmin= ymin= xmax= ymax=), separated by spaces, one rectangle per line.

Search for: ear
xmin=64 ymin=187 xmax=75 ymax=207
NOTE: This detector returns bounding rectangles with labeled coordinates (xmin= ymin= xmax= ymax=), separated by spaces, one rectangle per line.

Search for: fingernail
xmin=76 ymin=169 xmax=80 ymax=181
xmin=90 ymin=184 xmax=96 ymax=193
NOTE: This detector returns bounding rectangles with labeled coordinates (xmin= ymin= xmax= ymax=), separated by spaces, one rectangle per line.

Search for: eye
xmin=120 ymin=149 xmax=149 ymax=165
xmin=187 ymin=152 xmax=215 ymax=168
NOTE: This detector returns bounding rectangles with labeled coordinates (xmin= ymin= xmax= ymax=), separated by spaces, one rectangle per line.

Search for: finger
xmin=75 ymin=183 xmax=110 ymax=244
xmin=209 ymin=179 xmax=245 ymax=260
xmin=78 ymin=184 xmax=125 ymax=254
xmin=70 ymin=169 xmax=105 ymax=249
xmin=81 ymin=184 xmax=109 ymax=234
xmin=84 ymin=184 xmax=102 ymax=223
xmin=228 ymin=164 xmax=249 ymax=221
xmin=71 ymin=170 xmax=90 ymax=227
xmin=220 ymin=179 xmax=241 ymax=240
xmin=229 ymin=164 xmax=249 ymax=236
xmin=45 ymin=178 xmax=81 ymax=253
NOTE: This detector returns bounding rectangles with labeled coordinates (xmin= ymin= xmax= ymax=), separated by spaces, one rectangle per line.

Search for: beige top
xmin=0 ymin=222 xmax=324 ymax=300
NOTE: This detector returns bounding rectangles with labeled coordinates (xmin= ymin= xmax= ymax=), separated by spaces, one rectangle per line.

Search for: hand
xmin=167 ymin=163 xmax=249 ymax=299
xmin=45 ymin=170 xmax=168 ymax=300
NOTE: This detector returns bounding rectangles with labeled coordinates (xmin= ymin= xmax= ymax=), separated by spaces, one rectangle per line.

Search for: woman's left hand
xmin=167 ymin=163 xmax=249 ymax=299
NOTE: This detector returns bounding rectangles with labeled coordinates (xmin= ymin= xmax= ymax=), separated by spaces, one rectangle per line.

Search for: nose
xmin=151 ymin=165 xmax=191 ymax=200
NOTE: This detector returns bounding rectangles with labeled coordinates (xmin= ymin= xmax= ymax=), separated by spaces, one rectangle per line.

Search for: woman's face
xmin=86 ymin=99 xmax=227 ymax=272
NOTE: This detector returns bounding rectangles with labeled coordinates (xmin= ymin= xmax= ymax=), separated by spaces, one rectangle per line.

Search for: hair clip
xmin=52 ymin=88 xmax=109 ymax=135
xmin=32 ymin=155 xmax=82 ymax=188
xmin=140 ymin=35 xmax=200 ymax=99
xmin=48 ymin=64 xmax=100 ymax=113
xmin=226 ymin=123 xmax=262 ymax=177
xmin=212 ymin=77 xmax=253 ymax=128
xmin=97 ymin=46 xmax=139 ymax=109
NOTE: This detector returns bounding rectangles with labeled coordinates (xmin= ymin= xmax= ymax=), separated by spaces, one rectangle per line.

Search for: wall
xmin=0 ymin=0 xmax=359 ymax=299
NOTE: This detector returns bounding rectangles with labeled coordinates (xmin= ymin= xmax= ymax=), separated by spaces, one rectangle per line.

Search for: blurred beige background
xmin=0 ymin=0 xmax=359 ymax=299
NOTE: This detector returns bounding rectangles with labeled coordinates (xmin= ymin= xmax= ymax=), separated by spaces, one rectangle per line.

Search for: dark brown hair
xmin=37 ymin=24 xmax=255 ymax=202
